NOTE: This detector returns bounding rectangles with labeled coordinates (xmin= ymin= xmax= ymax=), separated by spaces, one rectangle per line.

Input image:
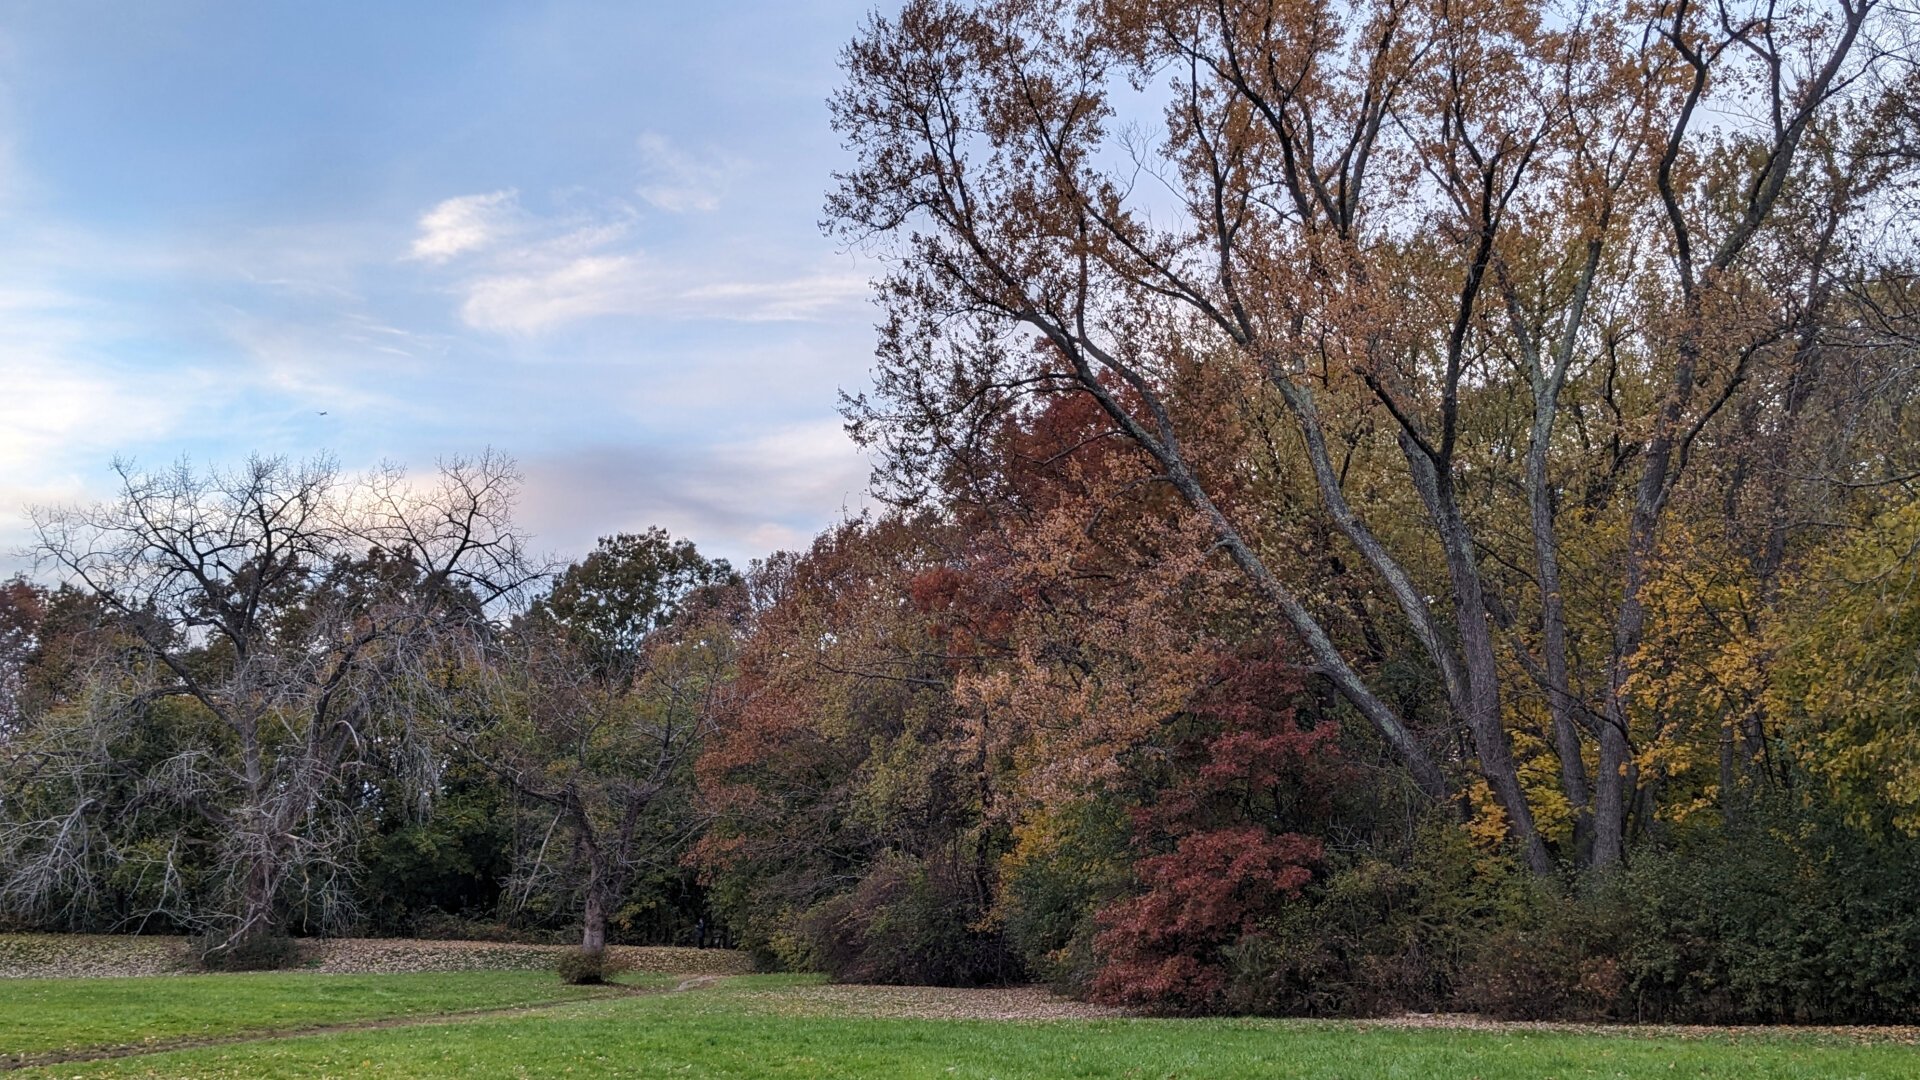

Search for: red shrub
xmin=1089 ymin=826 xmax=1321 ymax=1009
xmin=1088 ymin=650 xmax=1338 ymax=1011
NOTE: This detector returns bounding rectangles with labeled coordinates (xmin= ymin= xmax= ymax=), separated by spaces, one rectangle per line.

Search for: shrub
xmin=1613 ymin=810 xmax=1920 ymax=1023
xmin=999 ymin=799 xmax=1130 ymax=994
xmin=1206 ymin=822 xmax=1555 ymax=1018
xmin=556 ymin=946 xmax=614 ymax=985
xmin=795 ymin=854 xmax=1017 ymax=986
xmin=1455 ymin=909 xmax=1628 ymax=1021
xmin=1089 ymin=827 xmax=1320 ymax=1011
xmin=194 ymin=931 xmax=302 ymax=972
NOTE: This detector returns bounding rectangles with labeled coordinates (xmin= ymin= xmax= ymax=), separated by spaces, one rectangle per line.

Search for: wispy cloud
xmin=680 ymin=274 xmax=870 ymax=323
xmin=635 ymin=132 xmax=739 ymax=213
xmin=409 ymin=186 xmax=867 ymax=334
xmin=517 ymin=419 xmax=872 ymax=564
xmin=0 ymin=3 xmax=879 ymax=577
xmin=459 ymin=255 xmax=866 ymax=333
xmin=460 ymin=252 xmax=646 ymax=333
xmin=409 ymin=189 xmax=520 ymax=262
xmin=0 ymin=293 xmax=205 ymax=562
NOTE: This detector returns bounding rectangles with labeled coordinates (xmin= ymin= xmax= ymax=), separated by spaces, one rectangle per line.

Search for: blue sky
xmin=0 ymin=0 xmax=880 ymax=569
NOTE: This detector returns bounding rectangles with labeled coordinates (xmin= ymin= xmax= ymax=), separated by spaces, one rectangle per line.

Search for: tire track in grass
xmin=2 ymin=977 xmax=726 ymax=1072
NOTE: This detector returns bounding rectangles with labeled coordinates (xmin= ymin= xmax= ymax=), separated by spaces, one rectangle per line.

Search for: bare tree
xmin=3 ymin=452 xmax=538 ymax=951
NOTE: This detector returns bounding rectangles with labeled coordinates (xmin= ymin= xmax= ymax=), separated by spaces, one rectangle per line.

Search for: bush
xmin=1000 ymin=799 xmax=1130 ymax=995
xmin=1612 ymin=810 xmax=1920 ymax=1023
xmin=1089 ymin=827 xmax=1320 ymax=1012
xmin=194 ymin=931 xmax=302 ymax=972
xmin=1203 ymin=824 xmax=1538 ymax=1018
xmin=1455 ymin=906 xmax=1629 ymax=1021
xmin=795 ymin=854 xmax=1017 ymax=986
xmin=556 ymin=946 xmax=616 ymax=985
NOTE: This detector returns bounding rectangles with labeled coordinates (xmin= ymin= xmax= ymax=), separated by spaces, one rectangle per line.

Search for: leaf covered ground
xmin=0 ymin=934 xmax=752 ymax=979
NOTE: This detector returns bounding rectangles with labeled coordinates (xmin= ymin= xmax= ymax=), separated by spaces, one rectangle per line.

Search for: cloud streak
xmin=459 ymin=256 xmax=868 ymax=333
xmin=412 ymin=188 xmax=868 ymax=333
xmin=409 ymin=190 xmax=520 ymax=263
xmin=635 ymin=132 xmax=739 ymax=213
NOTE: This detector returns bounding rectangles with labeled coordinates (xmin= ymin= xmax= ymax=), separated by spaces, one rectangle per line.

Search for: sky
xmin=0 ymin=0 xmax=882 ymax=572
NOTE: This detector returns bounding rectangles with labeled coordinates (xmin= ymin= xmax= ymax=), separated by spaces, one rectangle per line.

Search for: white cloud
xmin=635 ymin=132 xmax=738 ymax=213
xmin=0 ymin=361 xmax=198 ymax=568
xmin=409 ymin=189 xmax=519 ymax=262
xmin=404 ymin=145 xmax=866 ymax=334
xmin=458 ymin=254 xmax=867 ymax=334
xmin=679 ymin=274 xmax=871 ymax=322
xmin=460 ymin=253 xmax=650 ymax=333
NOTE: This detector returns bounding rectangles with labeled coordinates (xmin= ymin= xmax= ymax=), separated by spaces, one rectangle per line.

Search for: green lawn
xmin=6 ymin=973 xmax=1915 ymax=1079
xmin=0 ymin=970 xmax=643 ymax=1063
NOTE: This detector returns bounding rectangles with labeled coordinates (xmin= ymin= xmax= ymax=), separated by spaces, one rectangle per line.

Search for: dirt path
xmin=1 ymin=976 xmax=724 ymax=1073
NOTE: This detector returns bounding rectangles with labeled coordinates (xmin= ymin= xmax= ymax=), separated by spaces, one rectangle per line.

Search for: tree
xmin=830 ymin=0 xmax=1914 ymax=871
xmin=1768 ymin=501 xmax=1920 ymax=832
xmin=453 ymin=532 xmax=739 ymax=953
xmin=4 ymin=453 xmax=536 ymax=950
xmin=1087 ymin=653 xmax=1340 ymax=1011
xmin=530 ymin=528 xmax=735 ymax=670
xmin=0 ymin=579 xmax=46 ymax=740
xmin=695 ymin=515 xmax=1017 ymax=977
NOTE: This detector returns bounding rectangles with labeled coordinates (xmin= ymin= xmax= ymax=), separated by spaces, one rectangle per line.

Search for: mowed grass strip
xmin=16 ymin=976 xmax=1918 ymax=1079
xmin=0 ymin=970 xmax=648 ymax=1062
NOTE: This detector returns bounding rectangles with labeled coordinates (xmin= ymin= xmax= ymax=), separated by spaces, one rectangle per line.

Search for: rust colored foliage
xmin=1090 ymin=827 xmax=1319 ymax=1009
xmin=1090 ymin=653 xmax=1339 ymax=1010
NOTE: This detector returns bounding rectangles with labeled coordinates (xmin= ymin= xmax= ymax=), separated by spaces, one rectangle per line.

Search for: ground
xmin=2 ymin=937 xmax=1915 ymax=1078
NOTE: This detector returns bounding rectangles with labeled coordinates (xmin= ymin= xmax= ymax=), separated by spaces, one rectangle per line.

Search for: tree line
xmin=7 ymin=0 xmax=1920 ymax=1022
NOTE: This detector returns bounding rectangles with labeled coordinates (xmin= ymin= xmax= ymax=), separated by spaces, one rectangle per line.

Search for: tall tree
xmin=452 ymin=531 xmax=739 ymax=953
xmin=831 ymin=0 xmax=1913 ymax=870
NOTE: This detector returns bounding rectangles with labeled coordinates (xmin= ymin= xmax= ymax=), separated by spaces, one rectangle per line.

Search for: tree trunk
xmin=1407 ymin=445 xmax=1553 ymax=874
xmin=1528 ymin=379 xmax=1593 ymax=860
xmin=581 ymin=886 xmax=608 ymax=953
xmin=1596 ymin=333 xmax=1696 ymax=870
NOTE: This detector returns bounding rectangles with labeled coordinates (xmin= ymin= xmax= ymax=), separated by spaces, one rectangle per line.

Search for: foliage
xmin=556 ymin=946 xmax=614 ymax=985
xmin=354 ymin=764 xmax=514 ymax=936
xmin=2 ymin=454 xmax=537 ymax=949
xmin=455 ymin=531 xmax=740 ymax=953
xmin=1769 ymin=502 xmax=1920 ymax=832
xmin=1612 ymin=809 xmax=1920 ymax=1023
xmin=795 ymin=854 xmax=1016 ymax=987
xmin=193 ymin=930 xmax=302 ymax=972
xmin=1087 ymin=654 xmax=1340 ymax=1011
xmin=527 ymin=528 xmax=737 ymax=673
xmin=9 ymin=0 xmax=1920 ymax=1013
xmin=832 ymin=0 xmax=1919 ymax=878
xmin=997 ymin=798 xmax=1130 ymax=993
xmin=693 ymin=517 xmax=1001 ymax=973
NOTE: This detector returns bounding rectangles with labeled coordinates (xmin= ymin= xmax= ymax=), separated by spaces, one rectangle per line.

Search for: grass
xmin=0 ymin=970 xmax=653 ymax=1062
xmin=6 ymin=973 xmax=1916 ymax=1079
